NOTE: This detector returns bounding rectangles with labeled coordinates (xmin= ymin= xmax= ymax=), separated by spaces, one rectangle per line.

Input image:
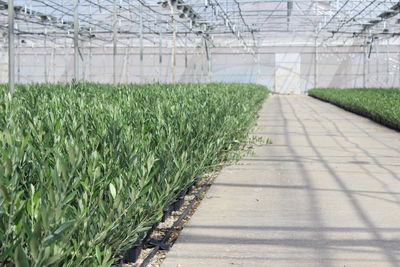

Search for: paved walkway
xmin=162 ymin=95 xmax=400 ymax=267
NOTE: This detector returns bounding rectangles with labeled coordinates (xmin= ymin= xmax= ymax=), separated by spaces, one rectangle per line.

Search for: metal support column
xmin=376 ymin=42 xmax=379 ymax=85
xmin=204 ymin=38 xmax=212 ymax=82
xmin=200 ymin=45 xmax=205 ymax=82
xmin=314 ymin=37 xmax=319 ymax=88
xmin=89 ymin=36 xmax=92 ymax=82
xmin=257 ymin=50 xmax=260 ymax=83
xmin=88 ymin=2 xmax=93 ymax=82
xmin=17 ymin=33 xmax=20 ymax=83
xmin=363 ymin=44 xmax=367 ymax=88
xmin=44 ymin=27 xmax=48 ymax=83
xmin=139 ymin=10 xmax=143 ymax=83
xmin=8 ymin=0 xmax=15 ymax=92
xmin=193 ymin=46 xmax=198 ymax=82
xmin=63 ymin=36 xmax=68 ymax=82
xmin=185 ymin=48 xmax=188 ymax=69
xmin=386 ymin=40 xmax=389 ymax=86
xmin=184 ymin=35 xmax=188 ymax=82
xmin=52 ymin=45 xmax=56 ymax=83
xmin=159 ymin=30 xmax=163 ymax=81
xmin=122 ymin=45 xmax=129 ymax=83
xmin=208 ymin=47 xmax=212 ymax=82
xmin=82 ymin=39 xmax=86 ymax=80
xmin=287 ymin=0 xmax=293 ymax=31
xmin=113 ymin=0 xmax=118 ymax=84
xmin=170 ymin=3 xmax=177 ymax=84
xmin=73 ymin=0 xmax=79 ymax=82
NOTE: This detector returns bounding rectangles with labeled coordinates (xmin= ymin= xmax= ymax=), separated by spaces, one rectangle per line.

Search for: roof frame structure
xmin=0 ymin=0 xmax=399 ymax=50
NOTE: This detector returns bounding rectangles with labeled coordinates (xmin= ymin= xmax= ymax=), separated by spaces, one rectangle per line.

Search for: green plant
xmin=308 ymin=88 xmax=400 ymax=130
xmin=0 ymin=82 xmax=267 ymax=266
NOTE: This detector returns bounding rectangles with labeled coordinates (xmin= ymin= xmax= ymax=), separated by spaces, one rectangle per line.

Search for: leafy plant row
xmin=0 ymin=83 xmax=267 ymax=266
xmin=308 ymin=88 xmax=400 ymax=131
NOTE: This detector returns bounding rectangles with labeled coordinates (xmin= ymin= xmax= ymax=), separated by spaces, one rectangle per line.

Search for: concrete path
xmin=162 ymin=95 xmax=400 ymax=267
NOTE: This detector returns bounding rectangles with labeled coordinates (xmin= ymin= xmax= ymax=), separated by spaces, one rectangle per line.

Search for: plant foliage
xmin=0 ymin=83 xmax=267 ymax=266
xmin=308 ymin=88 xmax=400 ymax=130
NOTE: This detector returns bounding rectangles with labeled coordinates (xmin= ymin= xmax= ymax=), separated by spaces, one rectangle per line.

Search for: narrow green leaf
xmin=0 ymin=181 xmax=10 ymax=202
xmin=62 ymin=191 xmax=77 ymax=206
xmin=14 ymin=245 xmax=30 ymax=267
xmin=42 ymin=254 xmax=62 ymax=266
xmin=54 ymin=219 xmax=75 ymax=235
xmin=109 ymin=183 xmax=116 ymax=199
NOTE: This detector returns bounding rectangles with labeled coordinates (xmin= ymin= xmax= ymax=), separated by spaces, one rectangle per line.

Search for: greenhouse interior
xmin=1 ymin=0 xmax=400 ymax=266
xmin=1 ymin=0 xmax=400 ymax=91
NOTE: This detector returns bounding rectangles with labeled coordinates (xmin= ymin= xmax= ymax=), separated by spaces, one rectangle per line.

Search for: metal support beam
xmin=8 ymin=0 xmax=15 ymax=92
xmin=73 ymin=0 xmax=79 ymax=83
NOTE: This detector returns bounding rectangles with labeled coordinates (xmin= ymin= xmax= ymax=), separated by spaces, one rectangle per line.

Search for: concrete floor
xmin=162 ymin=95 xmax=400 ymax=267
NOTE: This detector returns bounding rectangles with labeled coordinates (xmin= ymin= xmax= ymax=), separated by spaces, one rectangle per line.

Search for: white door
xmin=275 ymin=53 xmax=301 ymax=94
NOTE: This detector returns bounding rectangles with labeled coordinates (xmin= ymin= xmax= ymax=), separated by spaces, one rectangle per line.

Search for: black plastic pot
xmin=161 ymin=205 xmax=172 ymax=222
xmin=143 ymin=223 xmax=158 ymax=244
xmin=186 ymin=183 xmax=196 ymax=194
xmin=123 ymin=243 xmax=142 ymax=263
xmin=172 ymin=196 xmax=184 ymax=211
xmin=121 ymin=183 xmax=197 ymax=263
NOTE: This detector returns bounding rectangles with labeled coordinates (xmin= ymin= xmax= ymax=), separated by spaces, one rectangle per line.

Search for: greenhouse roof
xmin=1 ymin=0 xmax=400 ymax=49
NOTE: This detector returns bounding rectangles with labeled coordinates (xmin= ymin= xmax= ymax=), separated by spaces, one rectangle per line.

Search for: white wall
xmin=1 ymin=44 xmax=399 ymax=93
